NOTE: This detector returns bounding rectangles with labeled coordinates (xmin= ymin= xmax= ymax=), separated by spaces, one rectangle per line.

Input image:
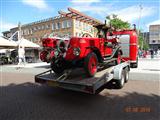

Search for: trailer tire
xmin=124 ymin=68 xmax=129 ymax=83
xmin=115 ymin=69 xmax=125 ymax=89
xmin=84 ymin=52 xmax=98 ymax=77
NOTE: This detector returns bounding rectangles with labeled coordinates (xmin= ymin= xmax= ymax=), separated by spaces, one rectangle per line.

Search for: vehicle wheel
xmin=130 ymin=58 xmax=138 ymax=68
xmin=115 ymin=70 xmax=125 ymax=89
xmin=124 ymin=67 xmax=129 ymax=83
xmin=84 ymin=52 xmax=98 ymax=77
xmin=51 ymin=59 xmax=65 ymax=74
xmin=130 ymin=62 xmax=138 ymax=68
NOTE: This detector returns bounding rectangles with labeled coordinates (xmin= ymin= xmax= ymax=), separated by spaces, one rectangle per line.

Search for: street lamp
xmin=138 ymin=5 xmax=143 ymax=33
xmin=138 ymin=5 xmax=143 ymax=49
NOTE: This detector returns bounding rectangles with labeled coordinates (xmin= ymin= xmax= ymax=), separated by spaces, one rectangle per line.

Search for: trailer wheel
xmin=124 ymin=67 xmax=129 ymax=83
xmin=115 ymin=69 xmax=125 ymax=89
xmin=84 ymin=52 xmax=98 ymax=77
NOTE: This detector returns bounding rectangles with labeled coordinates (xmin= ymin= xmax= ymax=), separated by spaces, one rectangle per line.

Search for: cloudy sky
xmin=0 ymin=0 xmax=159 ymax=34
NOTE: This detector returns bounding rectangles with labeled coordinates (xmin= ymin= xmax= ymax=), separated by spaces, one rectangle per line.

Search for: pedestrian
xmin=150 ymin=49 xmax=154 ymax=59
xmin=138 ymin=49 xmax=142 ymax=58
xmin=143 ymin=50 xmax=147 ymax=58
xmin=17 ymin=46 xmax=25 ymax=69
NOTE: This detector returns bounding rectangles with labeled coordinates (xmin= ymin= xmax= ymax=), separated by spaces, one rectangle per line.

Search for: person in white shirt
xmin=17 ymin=46 xmax=25 ymax=69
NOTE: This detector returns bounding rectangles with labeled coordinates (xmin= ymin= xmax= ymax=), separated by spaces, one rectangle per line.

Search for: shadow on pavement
xmin=0 ymin=82 xmax=159 ymax=120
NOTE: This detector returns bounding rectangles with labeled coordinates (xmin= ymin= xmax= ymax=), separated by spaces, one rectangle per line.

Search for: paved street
xmin=0 ymin=59 xmax=159 ymax=120
xmin=130 ymin=58 xmax=160 ymax=81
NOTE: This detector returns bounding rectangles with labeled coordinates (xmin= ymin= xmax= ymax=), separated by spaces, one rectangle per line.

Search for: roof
xmin=0 ymin=36 xmax=17 ymax=48
xmin=16 ymin=38 xmax=40 ymax=48
xmin=58 ymin=8 xmax=103 ymax=25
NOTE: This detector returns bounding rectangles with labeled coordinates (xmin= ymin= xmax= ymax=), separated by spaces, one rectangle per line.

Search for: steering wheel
xmin=82 ymin=33 xmax=92 ymax=37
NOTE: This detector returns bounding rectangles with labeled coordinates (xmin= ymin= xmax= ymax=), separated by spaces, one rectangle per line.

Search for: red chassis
xmin=40 ymin=37 xmax=122 ymax=77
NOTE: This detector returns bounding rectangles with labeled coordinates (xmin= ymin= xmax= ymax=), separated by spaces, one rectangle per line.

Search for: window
xmin=46 ymin=24 xmax=50 ymax=29
xmin=62 ymin=20 xmax=72 ymax=28
xmin=30 ymin=29 xmax=33 ymax=34
xmin=52 ymin=23 xmax=55 ymax=30
xmin=62 ymin=21 xmax=67 ymax=28
xmin=34 ymin=27 xmax=37 ymax=31
xmin=55 ymin=22 xmax=61 ymax=29
xmin=41 ymin=25 xmax=44 ymax=30
xmin=152 ymin=40 xmax=156 ymax=43
xmin=67 ymin=20 xmax=72 ymax=28
xmin=21 ymin=30 xmax=24 ymax=35
xmin=75 ymin=20 xmax=80 ymax=28
xmin=38 ymin=26 xmax=41 ymax=30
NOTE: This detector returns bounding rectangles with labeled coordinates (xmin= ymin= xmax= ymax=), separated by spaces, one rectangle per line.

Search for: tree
xmin=139 ymin=32 xmax=149 ymax=50
xmin=106 ymin=14 xmax=149 ymax=50
xmin=106 ymin=14 xmax=131 ymax=29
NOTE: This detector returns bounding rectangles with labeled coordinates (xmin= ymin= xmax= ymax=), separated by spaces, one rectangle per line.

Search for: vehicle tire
xmin=115 ymin=69 xmax=125 ymax=89
xmin=130 ymin=62 xmax=138 ymax=68
xmin=84 ymin=52 xmax=98 ymax=77
xmin=124 ymin=67 xmax=129 ymax=83
xmin=130 ymin=58 xmax=138 ymax=68
xmin=51 ymin=59 xmax=65 ymax=74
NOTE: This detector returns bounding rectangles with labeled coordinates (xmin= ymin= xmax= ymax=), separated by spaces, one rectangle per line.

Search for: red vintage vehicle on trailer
xmin=40 ymin=24 xmax=123 ymax=77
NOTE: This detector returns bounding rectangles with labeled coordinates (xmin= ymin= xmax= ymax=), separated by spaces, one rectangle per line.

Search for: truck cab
xmin=112 ymin=30 xmax=138 ymax=68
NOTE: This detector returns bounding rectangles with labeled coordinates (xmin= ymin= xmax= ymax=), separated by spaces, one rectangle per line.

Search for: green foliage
xmin=106 ymin=14 xmax=131 ymax=29
xmin=138 ymin=33 xmax=149 ymax=50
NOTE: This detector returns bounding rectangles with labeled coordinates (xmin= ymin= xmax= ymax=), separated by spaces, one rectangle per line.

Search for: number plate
xmin=47 ymin=81 xmax=59 ymax=87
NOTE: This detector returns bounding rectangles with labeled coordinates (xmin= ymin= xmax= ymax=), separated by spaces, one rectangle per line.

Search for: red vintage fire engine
xmin=40 ymin=24 xmax=138 ymax=77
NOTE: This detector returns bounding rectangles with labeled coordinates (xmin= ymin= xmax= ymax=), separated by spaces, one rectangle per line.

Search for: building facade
xmin=3 ymin=8 xmax=100 ymax=46
xmin=149 ymin=25 xmax=160 ymax=49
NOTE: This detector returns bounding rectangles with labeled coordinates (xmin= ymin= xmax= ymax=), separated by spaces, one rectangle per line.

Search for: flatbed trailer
xmin=35 ymin=62 xmax=130 ymax=94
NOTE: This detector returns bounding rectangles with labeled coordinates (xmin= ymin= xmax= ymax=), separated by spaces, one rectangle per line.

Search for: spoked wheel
xmin=84 ymin=53 xmax=98 ymax=77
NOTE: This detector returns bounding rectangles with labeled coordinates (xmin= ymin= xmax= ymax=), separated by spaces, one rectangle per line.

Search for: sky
xmin=0 ymin=0 xmax=160 ymax=35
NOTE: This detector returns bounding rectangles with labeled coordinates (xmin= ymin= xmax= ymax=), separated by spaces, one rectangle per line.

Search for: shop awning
xmin=16 ymin=38 xmax=40 ymax=48
xmin=0 ymin=36 xmax=17 ymax=49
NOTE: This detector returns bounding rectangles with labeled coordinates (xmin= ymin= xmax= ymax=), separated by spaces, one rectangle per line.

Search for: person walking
xmin=150 ymin=49 xmax=154 ymax=59
xmin=17 ymin=46 xmax=25 ymax=69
